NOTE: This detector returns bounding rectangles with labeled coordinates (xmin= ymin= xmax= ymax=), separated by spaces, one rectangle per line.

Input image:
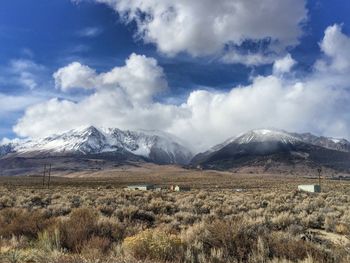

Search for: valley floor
xmin=0 ymin=170 xmax=349 ymax=262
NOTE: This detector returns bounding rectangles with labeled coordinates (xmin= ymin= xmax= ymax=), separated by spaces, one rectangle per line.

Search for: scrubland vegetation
xmin=0 ymin=175 xmax=349 ymax=263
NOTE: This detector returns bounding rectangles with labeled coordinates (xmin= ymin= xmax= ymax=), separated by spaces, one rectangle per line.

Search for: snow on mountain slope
xmin=205 ymin=129 xmax=350 ymax=154
xmin=290 ymin=132 xmax=350 ymax=152
xmin=0 ymin=126 xmax=193 ymax=165
xmin=202 ymin=129 xmax=300 ymax=156
xmin=191 ymin=128 xmax=350 ymax=172
xmin=234 ymin=129 xmax=300 ymax=145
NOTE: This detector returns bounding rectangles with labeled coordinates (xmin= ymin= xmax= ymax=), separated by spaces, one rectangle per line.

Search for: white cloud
xmin=221 ymin=51 xmax=276 ymax=66
xmin=0 ymin=93 xmax=42 ymax=113
xmin=273 ymin=54 xmax=296 ymax=74
xmin=78 ymin=26 xmax=103 ymax=37
xmin=13 ymin=91 xmax=187 ymax=139
xmin=7 ymin=59 xmax=46 ymax=90
xmin=53 ymin=62 xmax=97 ymax=91
xmin=94 ymin=0 xmax=307 ymax=63
xmin=13 ymin=25 xmax=350 ymax=152
xmin=316 ymin=24 xmax=350 ymax=73
xmin=99 ymin=53 xmax=168 ymax=103
xmin=53 ymin=53 xmax=168 ymax=103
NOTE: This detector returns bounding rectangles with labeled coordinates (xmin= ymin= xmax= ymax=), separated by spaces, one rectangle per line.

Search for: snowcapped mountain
xmin=2 ymin=127 xmax=350 ymax=175
xmin=0 ymin=126 xmax=193 ymax=165
xmin=204 ymin=129 xmax=350 ymax=154
xmin=191 ymin=129 xmax=350 ymax=173
xmin=290 ymin=132 xmax=350 ymax=152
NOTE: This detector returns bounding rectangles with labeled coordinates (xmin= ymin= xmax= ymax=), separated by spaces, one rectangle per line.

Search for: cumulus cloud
xmin=14 ymin=25 xmax=350 ymax=152
xmin=94 ymin=0 xmax=307 ymax=63
xmin=53 ymin=53 xmax=168 ymax=103
xmin=98 ymin=53 xmax=168 ymax=103
xmin=316 ymin=24 xmax=350 ymax=73
xmin=273 ymin=54 xmax=296 ymax=74
xmin=53 ymin=62 xmax=97 ymax=91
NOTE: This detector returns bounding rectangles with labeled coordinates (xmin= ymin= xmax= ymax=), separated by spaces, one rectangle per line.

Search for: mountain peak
xmin=234 ymin=129 xmax=300 ymax=145
xmin=191 ymin=129 xmax=350 ymax=172
xmin=0 ymin=127 xmax=193 ymax=165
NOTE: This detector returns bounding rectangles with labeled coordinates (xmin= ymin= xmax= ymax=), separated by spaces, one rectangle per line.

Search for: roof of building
xmin=127 ymin=184 xmax=154 ymax=187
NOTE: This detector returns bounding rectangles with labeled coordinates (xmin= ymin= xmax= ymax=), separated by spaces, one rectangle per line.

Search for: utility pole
xmin=42 ymin=164 xmax=46 ymax=187
xmin=47 ymin=164 xmax=52 ymax=189
xmin=317 ymin=167 xmax=322 ymax=191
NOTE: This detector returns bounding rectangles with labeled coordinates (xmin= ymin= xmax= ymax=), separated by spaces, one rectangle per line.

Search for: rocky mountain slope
xmin=0 ymin=126 xmax=193 ymax=176
xmin=191 ymin=129 xmax=350 ymax=174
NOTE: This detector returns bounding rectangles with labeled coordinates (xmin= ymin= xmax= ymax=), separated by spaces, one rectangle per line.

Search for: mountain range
xmin=0 ymin=126 xmax=192 ymax=176
xmin=1 ymin=127 xmax=350 ymax=176
xmin=191 ymin=129 xmax=350 ymax=174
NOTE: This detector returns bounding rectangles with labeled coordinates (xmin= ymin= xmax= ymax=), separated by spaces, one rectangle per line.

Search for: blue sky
xmin=1 ymin=0 xmax=350 ymax=150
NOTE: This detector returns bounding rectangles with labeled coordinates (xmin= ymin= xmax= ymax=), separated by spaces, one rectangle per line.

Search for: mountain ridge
xmin=0 ymin=126 xmax=193 ymax=165
xmin=203 ymin=129 xmax=350 ymax=154
xmin=191 ymin=129 xmax=350 ymax=173
xmin=1 ymin=127 xmax=350 ymax=176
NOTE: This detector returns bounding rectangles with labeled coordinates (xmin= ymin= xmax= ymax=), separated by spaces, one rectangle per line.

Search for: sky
xmin=0 ymin=0 xmax=350 ymax=152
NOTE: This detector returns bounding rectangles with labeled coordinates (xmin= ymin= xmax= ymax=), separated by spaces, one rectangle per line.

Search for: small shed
xmin=298 ymin=184 xmax=321 ymax=193
xmin=127 ymin=184 xmax=155 ymax=191
xmin=171 ymin=185 xmax=191 ymax=192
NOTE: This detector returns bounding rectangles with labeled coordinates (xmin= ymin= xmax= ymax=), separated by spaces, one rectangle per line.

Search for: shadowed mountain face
xmin=191 ymin=129 xmax=350 ymax=173
xmin=0 ymin=126 xmax=193 ymax=176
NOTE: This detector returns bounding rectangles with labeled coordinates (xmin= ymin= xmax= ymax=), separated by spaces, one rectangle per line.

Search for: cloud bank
xmin=94 ymin=0 xmax=307 ymax=64
xmin=14 ymin=25 xmax=350 ymax=152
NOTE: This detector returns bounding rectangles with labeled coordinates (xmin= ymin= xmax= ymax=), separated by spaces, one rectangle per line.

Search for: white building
xmin=127 ymin=184 xmax=155 ymax=191
xmin=170 ymin=185 xmax=191 ymax=192
xmin=298 ymin=184 xmax=321 ymax=193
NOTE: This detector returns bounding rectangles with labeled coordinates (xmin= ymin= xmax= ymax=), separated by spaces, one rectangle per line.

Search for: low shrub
xmin=123 ymin=229 xmax=182 ymax=261
xmin=335 ymin=223 xmax=349 ymax=235
xmin=82 ymin=236 xmax=111 ymax=256
xmin=96 ymin=217 xmax=125 ymax=243
xmin=182 ymin=219 xmax=268 ymax=262
xmin=0 ymin=208 xmax=53 ymax=239
xmin=37 ymin=228 xmax=61 ymax=252
xmin=58 ymin=208 xmax=98 ymax=252
xmin=268 ymin=233 xmax=334 ymax=263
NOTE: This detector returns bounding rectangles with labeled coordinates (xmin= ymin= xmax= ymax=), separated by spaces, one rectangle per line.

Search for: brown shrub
xmin=96 ymin=217 xmax=125 ymax=242
xmin=268 ymin=233 xmax=333 ymax=263
xmin=0 ymin=196 xmax=14 ymax=209
xmin=58 ymin=208 xmax=98 ymax=252
xmin=123 ymin=229 xmax=183 ymax=261
xmin=182 ymin=219 xmax=268 ymax=262
xmin=335 ymin=223 xmax=349 ymax=235
xmin=324 ymin=216 xmax=336 ymax=232
xmin=98 ymin=205 xmax=115 ymax=217
xmin=0 ymin=208 xmax=54 ymax=239
xmin=81 ymin=236 xmax=111 ymax=256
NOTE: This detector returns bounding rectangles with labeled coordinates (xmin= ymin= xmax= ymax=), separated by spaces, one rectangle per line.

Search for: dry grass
xmin=0 ymin=170 xmax=349 ymax=262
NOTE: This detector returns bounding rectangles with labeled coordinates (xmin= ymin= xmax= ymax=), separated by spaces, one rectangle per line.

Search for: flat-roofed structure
xmin=170 ymin=185 xmax=191 ymax=192
xmin=298 ymin=184 xmax=321 ymax=193
xmin=127 ymin=184 xmax=155 ymax=191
